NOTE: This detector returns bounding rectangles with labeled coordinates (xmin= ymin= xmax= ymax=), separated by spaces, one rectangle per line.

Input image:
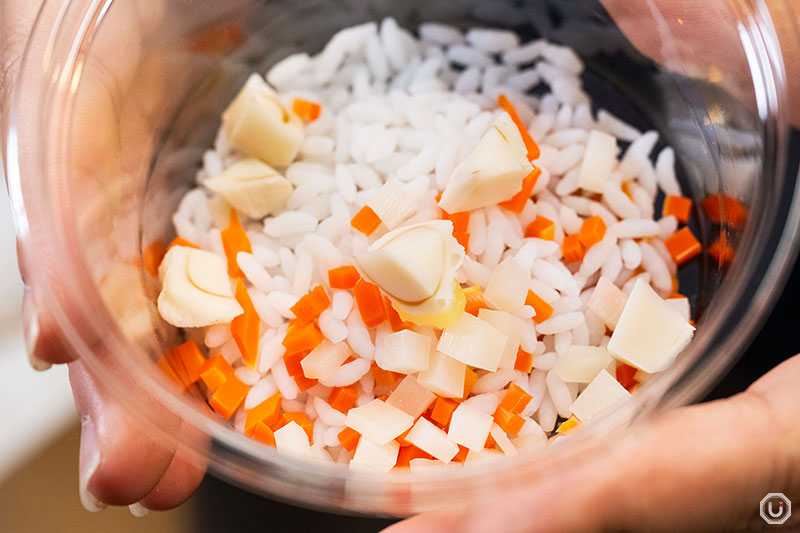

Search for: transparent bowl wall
xmin=6 ymin=0 xmax=800 ymax=516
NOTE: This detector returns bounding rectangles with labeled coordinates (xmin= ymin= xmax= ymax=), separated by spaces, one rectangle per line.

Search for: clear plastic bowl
xmin=6 ymin=0 xmax=800 ymax=516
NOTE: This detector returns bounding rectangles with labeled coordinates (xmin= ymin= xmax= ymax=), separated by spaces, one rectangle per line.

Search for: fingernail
xmin=78 ymin=415 xmax=107 ymax=513
xmin=23 ymin=313 xmax=50 ymax=372
xmin=129 ymin=502 xmax=149 ymax=517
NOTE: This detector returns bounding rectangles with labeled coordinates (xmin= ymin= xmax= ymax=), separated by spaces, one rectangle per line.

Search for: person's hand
xmin=386 ymin=354 xmax=800 ymax=532
xmin=1 ymin=0 xmax=205 ymax=514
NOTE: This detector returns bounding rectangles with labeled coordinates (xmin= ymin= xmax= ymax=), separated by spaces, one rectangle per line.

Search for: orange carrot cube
xmin=338 ymin=427 xmax=361 ymax=452
xmin=329 ymin=386 xmax=359 ymax=414
xmin=499 ymin=383 xmax=533 ymax=414
xmin=578 ymin=215 xmax=606 ymax=249
xmin=664 ymin=227 xmax=702 ymax=265
xmin=514 ymin=349 xmax=534 ymax=373
xmin=244 ymin=392 xmax=282 ymax=436
xmin=494 ymin=406 xmax=525 ymax=435
xmin=292 ymin=98 xmax=322 ymax=121
xmin=350 ymin=206 xmax=382 ymax=236
xmin=290 ymin=285 xmax=331 ymax=323
xmin=430 ymin=397 xmax=459 ymax=427
xmin=562 ymin=234 xmax=585 ymax=263
xmin=209 ymin=376 xmax=249 ymax=420
xmin=662 ymin=195 xmax=692 ymax=223
xmin=524 ymin=216 xmax=555 ymax=240
xmin=220 ymin=209 xmax=252 ymax=278
xmin=353 ymin=279 xmax=387 ymax=327
xmin=328 ymin=265 xmax=361 ymax=289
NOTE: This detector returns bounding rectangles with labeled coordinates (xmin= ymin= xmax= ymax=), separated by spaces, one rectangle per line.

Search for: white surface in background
xmin=0 ymin=167 xmax=77 ymax=482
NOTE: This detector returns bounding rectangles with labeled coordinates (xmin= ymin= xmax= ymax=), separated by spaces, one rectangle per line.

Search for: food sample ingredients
xmin=156 ymin=19 xmax=699 ymax=471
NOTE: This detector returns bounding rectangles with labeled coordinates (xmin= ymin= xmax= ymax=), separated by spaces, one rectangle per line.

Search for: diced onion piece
xmin=204 ymin=158 xmax=293 ymax=219
xmin=490 ymin=423 xmax=519 ymax=457
xmin=464 ymin=448 xmax=504 ymax=463
xmin=300 ymin=340 xmax=350 ymax=380
xmin=345 ymin=399 xmax=414 ymax=445
xmin=366 ymin=179 xmax=417 ymax=229
xmin=417 ymin=350 xmax=466 ymax=398
xmin=477 ymin=309 xmax=525 ymax=370
xmin=607 ymin=279 xmax=694 ymax=373
xmin=577 ymin=130 xmax=619 ymax=193
xmin=409 ymin=458 xmax=444 ymax=472
xmin=221 ymin=74 xmax=305 ymax=167
xmin=350 ymin=436 xmax=399 ymax=473
xmin=274 ymin=421 xmax=313 ymax=457
xmin=586 ymin=276 xmax=627 ymax=330
xmin=665 ymin=296 xmax=691 ymax=322
xmin=553 ymin=345 xmax=612 ymax=383
xmin=406 ymin=417 xmax=460 ymax=463
xmin=386 ymin=375 xmax=436 ymax=418
xmin=438 ymin=116 xmax=535 ymax=213
xmin=437 ymin=313 xmax=508 ymax=372
xmin=448 ymin=404 xmax=494 ymax=451
xmin=483 ymin=257 xmax=531 ymax=314
xmin=376 ymin=329 xmax=431 ymax=374
xmin=158 ymin=246 xmax=243 ymax=327
xmin=569 ymin=369 xmax=631 ymax=422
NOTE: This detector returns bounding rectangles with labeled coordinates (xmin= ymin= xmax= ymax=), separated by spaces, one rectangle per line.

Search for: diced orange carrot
xmin=664 ymin=227 xmax=702 ymax=265
xmin=497 ymin=94 xmax=540 ymax=160
xmin=395 ymin=445 xmax=433 ymax=468
xmin=251 ymin=422 xmax=276 ymax=446
xmin=620 ymin=181 xmax=633 ymax=200
xmin=463 ymin=286 xmax=487 ymax=316
xmin=283 ymin=351 xmax=309 ymax=377
xmin=328 ymin=265 xmax=361 ymax=289
xmin=164 ymin=345 xmax=192 ymax=388
xmin=209 ymin=376 xmax=249 ymax=420
xmin=396 ymin=427 xmax=413 ymax=447
xmin=221 ymin=209 xmax=252 ymax=278
xmin=156 ymin=356 xmax=186 ymax=391
xmin=525 ymin=290 xmax=554 ymax=324
xmin=494 ymin=406 xmax=525 ymax=435
xmin=463 ymin=367 xmax=478 ymax=398
xmin=452 ymin=445 xmax=469 ymax=463
xmin=499 ymin=383 xmax=533 ymax=414
xmin=167 ymin=237 xmax=200 ymax=250
xmin=556 ymin=416 xmax=581 ymax=434
xmin=662 ymin=195 xmax=692 ymax=223
xmin=185 ymin=23 xmax=245 ymax=54
xmin=384 ymin=296 xmax=412 ymax=332
xmin=562 ymin=234 xmax=585 ymax=263
xmin=338 ymin=427 xmax=361 ymax=452
xmin=290 ymin=285 xmax=331 ymax=323
xmin=524 ymin=216 xmax=555 ymax=240
xmin=292 ymin=98 xmax=322 ymax=121
xmin=578 ymin=215 xmax=606 ymax=249
xmin=441 ymin=210 xmax=470 ymax=233
xmin=708 ymin=234 xmax=735 ymax=265
xmin=430 ymin=397 xmax=458 ymax=427
xmin=177 ymin=340 xmax=206 ymax=384
xmin=294 ymin=374 xmax=318 ymax=392
xmin=485 ymin=433 xmax=497 ymax=450
xmin=371 ymin=363 xmax=400 ymax=387
xmin=200 ymin=354 xmax=234 ymax=392
xmin=616 ymin=364 xmax=638 ymax=391
xmin=143 ymin=239 xmax=166 ymax=277
xmin=329 ymin=386 xmax=359 ymax=414
xmin=701 ymin=194 xmax=748 ymax=227
xmin=453 ymin=231 xmax=471 ymax=252
xmin=231 ymin=279 xmax=260 ymax=368
xmin=281 ymin=321 xmax=324 ymax=354
xmin=353 ymin=279 xmax=388 ymax=327
xmin=283 ymin=412 xmax=314 ymax=441
xmin=672 ymin=276 xmax=680 ymax=294
xmin=350 ymin=205 xmax=382 ymax=236
xmin=244 ymin=392 xmax=282 ymax=436
xmin=514 ymin=349 xmax=534 ymax=373
xmin=499 ymin=167 xmax=541 ymax=213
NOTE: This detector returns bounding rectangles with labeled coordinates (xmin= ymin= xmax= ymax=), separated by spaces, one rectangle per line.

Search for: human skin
xmin=3 ymin=0 xmax=800 ymax=527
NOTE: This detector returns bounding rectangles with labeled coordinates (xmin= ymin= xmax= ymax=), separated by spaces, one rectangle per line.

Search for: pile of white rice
xmin=170 ymin=18 xmax=687 ymax=468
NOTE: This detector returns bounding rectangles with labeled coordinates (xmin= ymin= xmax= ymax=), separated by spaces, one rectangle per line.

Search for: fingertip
xmin=137 ymin=445 xmax=206 ymax=511
xmin=22 ymin=290 xmax=77 ymax=365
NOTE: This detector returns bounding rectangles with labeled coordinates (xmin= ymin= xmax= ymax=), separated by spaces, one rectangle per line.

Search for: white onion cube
xmin=386 ymin=375 xmax=437 ymax=418
xmin=483 ymin=257 xmax=531 ymax=314
xmin=607 ymin=279 xmax=694 ymax=373
xmin=437 ymin=313 xmax=508 ymax=371
xmin=274 ymin=421 xmax=312 ymax=457
xmin=350 ymin=436 xmax=399 ymax=472
xmin=417 ymin=350 xmax=466 ymax=398
xmin=569 ymin=369 xmax=631 ymax=422
xmin=376 ymin=329 xmax=431 ymax=374
xmin=301 ymin=341 xmax=350 ymax=380
xmin=477 ymin=308 xmax=525 ymax=369
xmin=490 ymin=423 xmax=519 ymax=457
xmin=665 ymin=296 xmax=691 ymax=322
xmin=447 ymin=404 xmax=493 ymax=451
xmin=406 ymin=417 xmax=459 ymax=463
xmin=587 ymin=276 xmax=627 ymax=330
xmin=577 ymin=130 xmax=619 ymax=193
xmin=553 ymin=345 xmax=612 ymax=383
xmin=345 ymin=399 xmax=415 ymax=445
